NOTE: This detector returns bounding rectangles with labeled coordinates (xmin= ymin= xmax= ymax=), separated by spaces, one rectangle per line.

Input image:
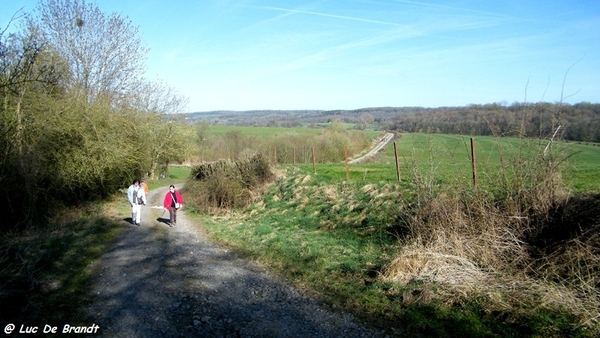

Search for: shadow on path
xmin=85 ymin=185 xmax=383 ymax=337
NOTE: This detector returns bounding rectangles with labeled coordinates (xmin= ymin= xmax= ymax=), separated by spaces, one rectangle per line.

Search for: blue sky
xmin=2 ymin=0 xmax=599 ymax=112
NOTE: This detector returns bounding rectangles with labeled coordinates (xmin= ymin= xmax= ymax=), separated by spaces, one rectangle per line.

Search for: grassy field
xmin=207 ymin=124 xmax=381 ymax=139
xmin=176 ymin=130 xmax=600 ymax=192
xmin=146 ymin=165 xmax=192 ymax=190
xmin=290 ymin=133 xmax=600 ymax=192
xmin=207 ymin=125 xmax=323 ymax=137
xmin=194 ymin=170 xmax=598 ymax=336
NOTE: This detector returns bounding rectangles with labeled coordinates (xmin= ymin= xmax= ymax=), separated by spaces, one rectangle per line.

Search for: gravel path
xmin=85 ymin=184 xmax=386 ymax=337
xmin=348 ymin=133 xmax=394 ymax=164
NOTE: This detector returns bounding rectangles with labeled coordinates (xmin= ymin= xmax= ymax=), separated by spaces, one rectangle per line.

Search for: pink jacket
xmin=163 ymin=190 xmax=183 ymax=209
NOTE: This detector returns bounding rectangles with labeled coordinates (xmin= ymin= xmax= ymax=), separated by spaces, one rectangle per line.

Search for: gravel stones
xmin=85 ymin=185 xmax=386 ymax=337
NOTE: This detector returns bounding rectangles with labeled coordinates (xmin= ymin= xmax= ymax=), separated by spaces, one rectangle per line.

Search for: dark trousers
xmin=169 ymin=206 xmax=178 ymax=224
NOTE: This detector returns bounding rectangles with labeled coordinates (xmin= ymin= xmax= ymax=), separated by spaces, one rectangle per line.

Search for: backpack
xmin=133 ymin=187 xmax=144 ymax=204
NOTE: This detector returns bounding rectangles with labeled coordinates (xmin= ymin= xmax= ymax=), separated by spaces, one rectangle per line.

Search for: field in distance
xmin=204 ymin=126 xmax=599 ymax=192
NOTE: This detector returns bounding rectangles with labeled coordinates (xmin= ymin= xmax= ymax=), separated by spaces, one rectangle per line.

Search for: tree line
xmin=188 ymin=103 xmax=600 ymax=143
xmin=1 ymin=0 xmax=189 ymax=229
xmin=379 ymin=102 xmax=600 ymax=142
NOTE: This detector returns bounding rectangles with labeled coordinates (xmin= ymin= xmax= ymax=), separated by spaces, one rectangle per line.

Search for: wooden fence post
xmin=312 ymin=147 xmax=316 ymax=174
xmin=344 ymin=147 xmax=349 ymax=180
xmin=471 ymin=137 xmax=477 ymax=190
xmin=394 ymin=141 xmax=401 ymax=181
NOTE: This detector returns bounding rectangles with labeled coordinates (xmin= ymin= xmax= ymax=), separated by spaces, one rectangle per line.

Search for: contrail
xmin=259 ymin=6 xmax=404 ymax=27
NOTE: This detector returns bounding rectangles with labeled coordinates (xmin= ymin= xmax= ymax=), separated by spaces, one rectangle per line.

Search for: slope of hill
xmin=182 ymin=102 xmax=600 ymax=143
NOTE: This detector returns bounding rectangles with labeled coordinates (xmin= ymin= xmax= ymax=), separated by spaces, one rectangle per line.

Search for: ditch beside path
xmin=85 ymin=184 xmax=387 ymax=337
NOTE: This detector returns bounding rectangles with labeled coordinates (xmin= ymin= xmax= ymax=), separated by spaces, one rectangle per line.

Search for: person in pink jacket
xmin=163 ymin=185 xmax=183 ymax=226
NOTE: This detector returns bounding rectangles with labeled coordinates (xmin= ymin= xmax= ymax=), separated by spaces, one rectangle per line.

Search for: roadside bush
xmin=185 ymin=153 xmax=275 ymax=212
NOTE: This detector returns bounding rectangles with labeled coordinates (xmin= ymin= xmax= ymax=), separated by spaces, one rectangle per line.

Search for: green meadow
xmin=207 ymin=124 xmax=381 ymax=138
xmin=203 ymin=127 xmax=599 ymax=192
xmin=289 ymin=133 xmax=599 ymax=192
xmin=207 ymin=125 xmax=324 ymax=137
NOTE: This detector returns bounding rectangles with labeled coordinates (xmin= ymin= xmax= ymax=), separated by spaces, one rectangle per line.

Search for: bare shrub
xmin=235 ymin=152 xmax=275 ymax=188
xmin=186 ymin=153 xmax=274 ymax=211
xmin=261 ymin=129 xmax=370 ymax=164
xmin=402 ymin=191 xmax=530 ymax=271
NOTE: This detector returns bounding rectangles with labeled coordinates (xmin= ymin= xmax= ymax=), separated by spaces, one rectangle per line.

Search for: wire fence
xmin=268 ymin=136 xmax=480 ymax=188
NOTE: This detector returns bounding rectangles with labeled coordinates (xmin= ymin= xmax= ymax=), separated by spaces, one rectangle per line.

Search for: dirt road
xmin=349 ymin=132 xmax=394 ymax=164
xmin=85 ymin=185 xmax=385 ymax=337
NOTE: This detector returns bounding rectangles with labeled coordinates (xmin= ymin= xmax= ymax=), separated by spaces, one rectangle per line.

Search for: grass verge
xmin=0 ymin=201 xmax=123 ymax=325
xmin=187 ymin=168 xmax=599 ymax=337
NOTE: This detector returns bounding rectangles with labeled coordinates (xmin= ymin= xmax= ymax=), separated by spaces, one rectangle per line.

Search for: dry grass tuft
xmin=322 ymin=186 xmax=338 ymax=201
xmin=405 ymin=192 xmax=530 ymax=270
xmin=361 ymin=184 xmax=377 ymax=195
xmin=382 ymin=248 xmax=489 ymax=288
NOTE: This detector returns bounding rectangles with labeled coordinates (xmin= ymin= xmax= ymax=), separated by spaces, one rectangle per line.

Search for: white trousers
xmin=131 ymin=204 xmax=142 ymax=223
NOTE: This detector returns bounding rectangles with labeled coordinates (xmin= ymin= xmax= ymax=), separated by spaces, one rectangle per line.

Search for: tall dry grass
xmin=381 ymin=130 xmax=599 ymax=334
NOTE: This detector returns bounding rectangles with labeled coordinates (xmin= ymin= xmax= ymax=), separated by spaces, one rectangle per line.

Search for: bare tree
xmin=358 ymin=113 xmax=374 ymax=129
xmin=126 ymin=80 xmax=189 ymax=179
xmin=27 ymin=0 xmax=148 ymax=105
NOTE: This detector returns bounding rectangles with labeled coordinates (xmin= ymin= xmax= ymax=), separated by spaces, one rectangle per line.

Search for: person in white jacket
xmin=127 ymin=179 xmax=146 ymax=226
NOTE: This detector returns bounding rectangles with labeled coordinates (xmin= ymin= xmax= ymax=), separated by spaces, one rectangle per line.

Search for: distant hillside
xmin=182 ymin=102 xmax=600 ymax=142
xmin=182 ymin=107 xmax=427 ymax=127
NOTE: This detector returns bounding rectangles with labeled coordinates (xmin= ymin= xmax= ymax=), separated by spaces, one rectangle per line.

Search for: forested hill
xmin=185 ymin=102 xmax=600 ymax=143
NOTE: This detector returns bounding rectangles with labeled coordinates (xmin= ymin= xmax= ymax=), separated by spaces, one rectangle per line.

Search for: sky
xmin=2 ymin=0 xmax=599 ymax=112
